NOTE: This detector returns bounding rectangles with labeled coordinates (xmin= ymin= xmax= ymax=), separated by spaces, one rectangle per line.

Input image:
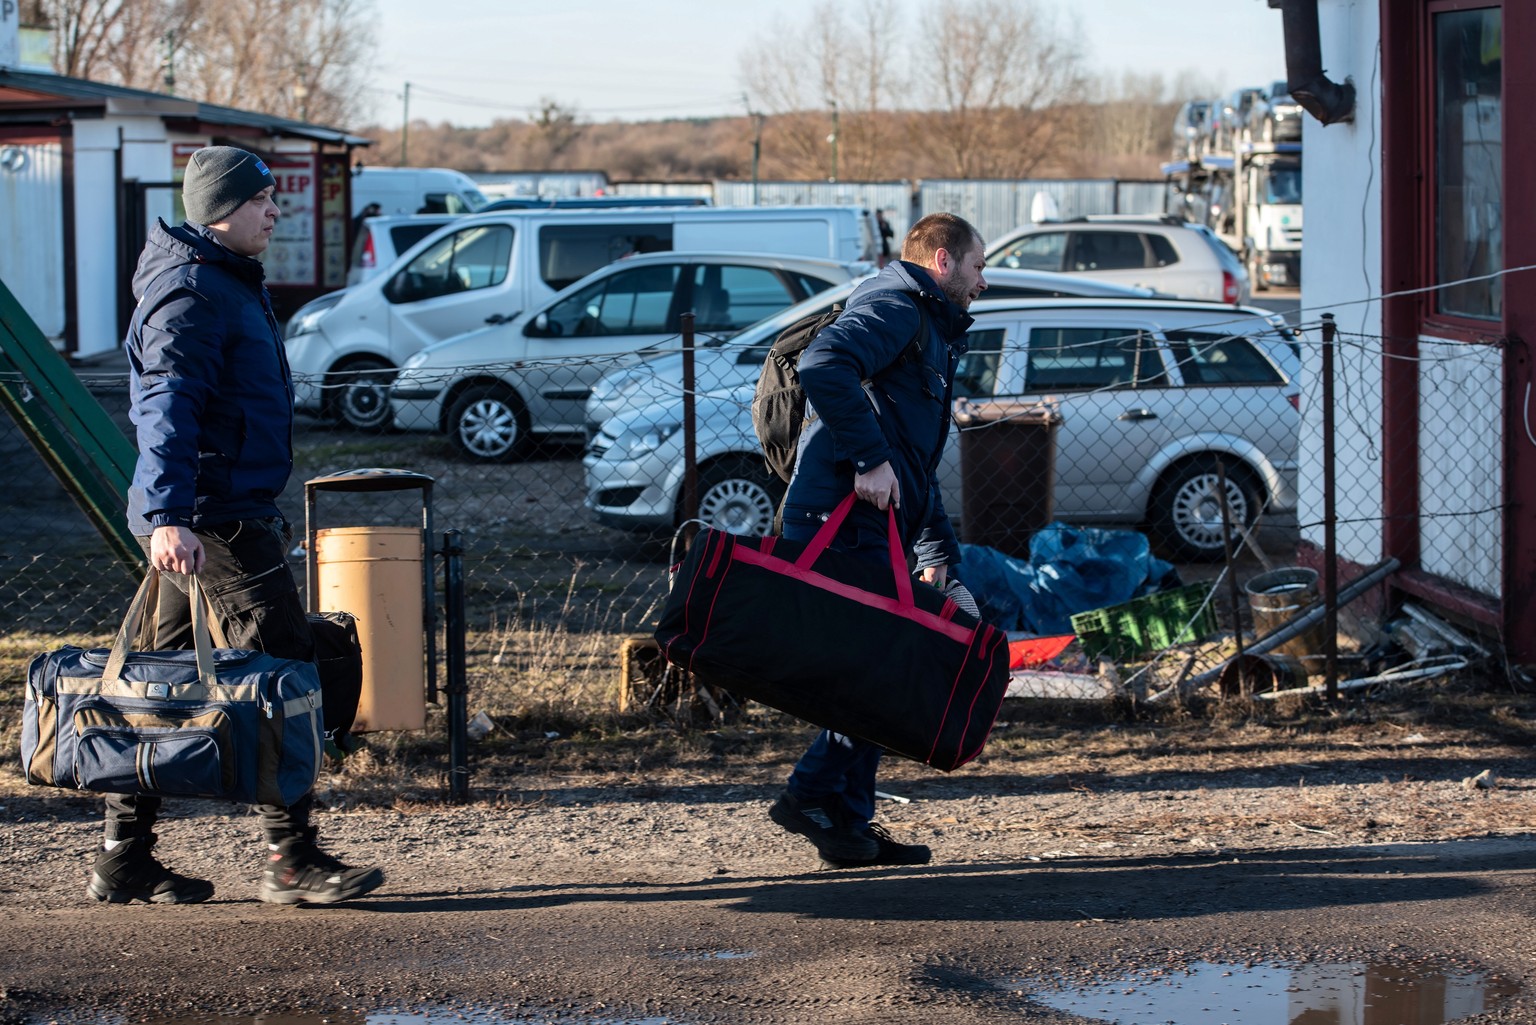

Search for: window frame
xmin=1418 ymin=0 xmax=1505 ymax=340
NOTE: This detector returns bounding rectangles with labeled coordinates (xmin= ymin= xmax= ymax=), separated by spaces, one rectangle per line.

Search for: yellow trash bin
xmin=314 ymin=525 xmax=426 ymax=731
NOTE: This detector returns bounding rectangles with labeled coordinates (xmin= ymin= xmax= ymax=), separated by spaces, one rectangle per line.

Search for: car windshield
xmin=702 ymin=285 xmax=858 ymax=347
xmin=1262 ymin=166 xmax=1303 ymax=205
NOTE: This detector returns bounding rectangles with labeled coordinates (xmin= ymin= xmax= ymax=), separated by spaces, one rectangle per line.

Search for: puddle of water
xmin=657 ymin=949 xmax=757 ymax=962
xmin=1018 ymin=961 xmax=1516 ymax=1025
xmin=149 ymin=1012 xmax=675 ymax=1025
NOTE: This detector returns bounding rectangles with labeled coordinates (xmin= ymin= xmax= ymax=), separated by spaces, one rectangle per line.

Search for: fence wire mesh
xmin=1 ymin=304 xmax=1513 ymax=709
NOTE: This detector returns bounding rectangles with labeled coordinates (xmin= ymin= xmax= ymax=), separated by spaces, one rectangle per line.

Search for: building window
xmin=1433 ymin=5 xmax=1502 ymax=320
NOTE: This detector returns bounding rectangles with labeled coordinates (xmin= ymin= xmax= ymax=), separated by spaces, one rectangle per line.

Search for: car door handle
xmin=484 ymin=311 xmax=521 ymax=325
xmin=1117 ymin=408 xmax=1158 ymax=422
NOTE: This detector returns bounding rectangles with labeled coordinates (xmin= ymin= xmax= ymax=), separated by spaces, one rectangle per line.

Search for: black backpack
xmin=751 ymin=293 xmax=929 ymax=483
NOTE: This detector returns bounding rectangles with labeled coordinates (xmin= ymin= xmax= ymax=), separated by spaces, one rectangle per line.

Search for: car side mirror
xmin=528 ymin=312 xmax=560 ymax=337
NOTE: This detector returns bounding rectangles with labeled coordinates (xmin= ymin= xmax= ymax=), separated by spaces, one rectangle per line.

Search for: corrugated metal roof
xmin=0 ymin=69 xmax=373 ymax=146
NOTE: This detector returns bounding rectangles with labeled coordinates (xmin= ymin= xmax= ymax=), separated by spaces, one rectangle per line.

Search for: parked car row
xmin=984 ymin=215 xmax=1249 ymax=305
xmin=387 ymin=251 xmax=864 ymax=460
xmin=287 ymin=203 xmax=1304 ymax=561
xmin=582 ymin=294 xmax=1300 ymax=561
xmin=285 ymin=204 xmax=876 ymax=429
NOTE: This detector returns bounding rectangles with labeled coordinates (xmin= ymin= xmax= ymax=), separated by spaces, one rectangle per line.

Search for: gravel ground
xmin=2 ymin=696 xmax=1535 ymax=1024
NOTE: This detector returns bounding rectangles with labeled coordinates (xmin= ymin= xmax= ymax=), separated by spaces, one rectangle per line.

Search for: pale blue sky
xmin=366 ymin=0 xmax=1286 ymax=127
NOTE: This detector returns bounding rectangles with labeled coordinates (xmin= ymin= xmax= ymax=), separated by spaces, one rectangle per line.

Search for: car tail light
xmin=360 ymin=232 xmax=376 ymax=269
xmin=1288 ymin=393 xmax=1300 ymax=411
xmin=1222 ymin=270 xmax=1239 ymax=304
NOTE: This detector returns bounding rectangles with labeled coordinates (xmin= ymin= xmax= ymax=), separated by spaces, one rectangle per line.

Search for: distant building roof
xmin=0 ymin=68 xmax=373 ymax=147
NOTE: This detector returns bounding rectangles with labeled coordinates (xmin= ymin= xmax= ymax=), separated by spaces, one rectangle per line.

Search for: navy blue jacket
xmin=781 ymin=260 xmax=973 ymax=569
xmin=125 ymin=219 xmax=295 ymax=535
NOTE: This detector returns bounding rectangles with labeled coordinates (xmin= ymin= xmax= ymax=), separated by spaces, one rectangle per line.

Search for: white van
xmin=285 ymin=205 xmax=874 ymax=427
xmin=351 ymin=166 xmax=490 ymax=216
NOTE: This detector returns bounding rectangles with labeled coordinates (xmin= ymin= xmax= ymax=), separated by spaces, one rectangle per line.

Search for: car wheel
xmin=327 ymin=356 xmax=395 ymax=431
xmin=690 ymin=457 xmax=785 ymax=537
xmin=447 ymin=384 xmax=530 ymax=463
xmin=1150 ymin=455 xmax=1260 ymax=562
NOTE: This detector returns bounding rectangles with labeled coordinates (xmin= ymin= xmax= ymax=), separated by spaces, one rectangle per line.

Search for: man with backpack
xmin=766 ymin=212 xmax=987 ymax=868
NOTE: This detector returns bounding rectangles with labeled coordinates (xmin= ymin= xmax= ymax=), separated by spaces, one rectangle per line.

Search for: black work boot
xmin=820 ymin=822 xmax=933 ymax=869
xmin=259 ymin=827 xmax=384 ymax=905
xmin=768 ymin=790 xmax=880 ymax=862
xmin=87 ymin=834 xmax=214 ymax=904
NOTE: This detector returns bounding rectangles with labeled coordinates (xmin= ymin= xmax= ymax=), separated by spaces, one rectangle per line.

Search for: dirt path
xmin=2 ymin=715 xmax=1535 ymax=1023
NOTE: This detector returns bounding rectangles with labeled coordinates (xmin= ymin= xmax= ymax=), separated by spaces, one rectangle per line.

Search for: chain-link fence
xmin=1 ymin=303 xmax=1513 ymax=707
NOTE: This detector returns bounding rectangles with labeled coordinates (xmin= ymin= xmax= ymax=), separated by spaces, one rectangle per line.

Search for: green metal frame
xmin=0 ymin=276 xmax=144 ymax=574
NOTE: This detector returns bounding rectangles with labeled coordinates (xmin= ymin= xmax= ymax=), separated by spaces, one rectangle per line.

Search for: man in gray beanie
xmin=182 ymin=145 xmax=275 ymax=226
xmin=91 ymin=145 xmax=386 ymax=906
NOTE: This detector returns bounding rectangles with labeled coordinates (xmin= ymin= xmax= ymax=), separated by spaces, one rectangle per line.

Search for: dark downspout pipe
xmin=1269 ymin=0 xmax=1356 ymax=125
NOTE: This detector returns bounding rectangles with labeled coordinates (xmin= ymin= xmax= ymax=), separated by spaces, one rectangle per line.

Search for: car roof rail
xmin=1065 ymin=214 xmax=1186 ymax=227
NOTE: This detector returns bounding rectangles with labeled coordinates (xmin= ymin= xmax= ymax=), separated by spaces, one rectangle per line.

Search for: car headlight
xmin=402 ymin=351 xmax=430 ymax=370
xmin=615 ymin=420 xmax=681 ymax=456
xmin=591 ymin=368 xmax=646 ymax=402
xmin=284 ymin=294 xmax=343 ymax=339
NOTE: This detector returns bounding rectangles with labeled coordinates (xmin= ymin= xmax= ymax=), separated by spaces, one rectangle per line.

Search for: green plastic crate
xmin=1070 ymin=583 xmax=1218 ymax=662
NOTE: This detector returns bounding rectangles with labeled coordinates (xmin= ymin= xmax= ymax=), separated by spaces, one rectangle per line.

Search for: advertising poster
xmin=265 ymin=153 xmax=318 ymax=286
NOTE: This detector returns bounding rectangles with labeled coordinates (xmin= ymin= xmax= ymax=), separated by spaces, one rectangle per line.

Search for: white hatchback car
xmin=582 ymin=267 xmax=1160 ymax=434
xmin=346 ymin=213 xmax=459 ymax=286
xmin=985 ymin=216 xmax=1250 ymax=305
xmin=387 ymin=252 xmax=862 ymax=461
xmin=584 ymin=297 xmax=1300 ymax=561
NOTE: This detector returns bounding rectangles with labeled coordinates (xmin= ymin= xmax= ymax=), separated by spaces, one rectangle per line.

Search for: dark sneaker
xmin=258 ymin=829 xmax=384 ymax=905
xmin=820 ymin=822 xmax=932 ymax=869
xmin=87 ymin=834 xmax=214 ymax=904
xmin=769 ymin=790 xmax=879 ymax=862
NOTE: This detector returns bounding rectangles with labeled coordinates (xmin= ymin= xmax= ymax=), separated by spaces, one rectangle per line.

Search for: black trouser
xmin=105 ymin=519 xmax=316 ymax=844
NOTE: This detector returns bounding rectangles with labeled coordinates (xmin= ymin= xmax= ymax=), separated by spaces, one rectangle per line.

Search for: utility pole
xmin=400 ymin=82 xmax=411 ymax=166
xmin=743 ymin=93 xmax=764 ymax=205
xmin=292 ymin=60 xmax=310 ymax=122
xmin=159 ymin=32 xmax=176 ymax=94
xmin=826 ymin=99 xmax=839 ymax=183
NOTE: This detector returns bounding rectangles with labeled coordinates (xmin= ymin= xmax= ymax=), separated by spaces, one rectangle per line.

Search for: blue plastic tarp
xmin=955 ymin=523 xmax=1180 ymax=636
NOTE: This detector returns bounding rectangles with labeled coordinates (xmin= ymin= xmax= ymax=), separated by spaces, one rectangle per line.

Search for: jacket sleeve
xmin=795 ymin=291 xmax=922 ymax=474
xmin=128 ymin=283 xmax=226 ymax=529
xmin=914 ymin=481 xmax=962 ymax=569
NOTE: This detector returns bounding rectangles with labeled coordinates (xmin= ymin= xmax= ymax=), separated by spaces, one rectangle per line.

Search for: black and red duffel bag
xmin=654 ymin=494 xmax=1010 ymax=771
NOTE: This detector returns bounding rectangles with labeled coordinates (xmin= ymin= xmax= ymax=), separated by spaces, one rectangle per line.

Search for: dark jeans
xmin=780 ymin=513 xmax=890 ymax=833
xmin=105 ymin=519 xmax=316 ymax=844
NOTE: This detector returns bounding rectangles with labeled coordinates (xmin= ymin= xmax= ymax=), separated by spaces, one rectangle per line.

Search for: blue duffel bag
xmin=20 ymin=571 xmax=324 ymax=806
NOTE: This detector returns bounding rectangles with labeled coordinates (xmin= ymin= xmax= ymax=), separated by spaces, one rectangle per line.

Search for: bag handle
xmin=104 ymin=569 xmax=218 ymax=689
xmin=793 ymin=493 xmax=914 ymax=608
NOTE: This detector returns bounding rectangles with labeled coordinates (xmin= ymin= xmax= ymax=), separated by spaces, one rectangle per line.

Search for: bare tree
xmin=738 ymin=0 xmax=903 ymax=180
xmin=912 ymin=0 xmax=1085 ymax=177
xmin=179 ymin=0 xmax=375 ymax=125
xmin=28 ymin=0 xmax=375 ymax=126
xmin=526 ymin=98 xmax=584 ymax=167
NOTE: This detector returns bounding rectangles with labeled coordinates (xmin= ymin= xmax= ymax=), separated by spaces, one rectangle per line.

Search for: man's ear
xmin=931 ymin=246 xmax=953 ymax=278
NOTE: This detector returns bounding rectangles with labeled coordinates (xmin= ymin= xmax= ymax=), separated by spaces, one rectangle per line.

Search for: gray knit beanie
xmin=182 ymin=146 xmax=275 ymax=225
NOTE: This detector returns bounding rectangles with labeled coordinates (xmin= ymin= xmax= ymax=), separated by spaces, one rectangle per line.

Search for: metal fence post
xmin=441 ymin=528 xmax=469 ymax=802
xmin=680 ymin=311 xmax=698 ymax=546
xmin=1320 ymin=313 xmax=1339 ymax=699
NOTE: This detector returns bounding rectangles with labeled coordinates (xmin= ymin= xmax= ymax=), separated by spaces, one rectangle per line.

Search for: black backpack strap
xmin=877 ymin=289 xmax=930 ymax=376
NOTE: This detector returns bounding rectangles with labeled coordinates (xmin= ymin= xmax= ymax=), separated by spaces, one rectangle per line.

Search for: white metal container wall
xmin=917 ymin=179 xmax=1167 ymax=245
xmin=713 ymin=180 xmax=914 ymax=240
xmin=0 ymin=141 xmax=66 ymax=339
xmin=469 ymin=170 xmax=610 ymax=199
xmin=609 ymin=181 xmax=716 ymax=199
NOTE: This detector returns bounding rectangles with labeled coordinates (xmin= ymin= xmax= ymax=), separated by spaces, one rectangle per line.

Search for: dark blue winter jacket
xmin=125 ymin=219 xmax=295 ymax=535
xmin=781 ymin=260 xmax=974 ymax=569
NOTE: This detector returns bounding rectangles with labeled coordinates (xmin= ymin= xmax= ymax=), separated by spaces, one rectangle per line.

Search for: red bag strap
xmin=793 ymin=493 xmax=914 ymax=608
